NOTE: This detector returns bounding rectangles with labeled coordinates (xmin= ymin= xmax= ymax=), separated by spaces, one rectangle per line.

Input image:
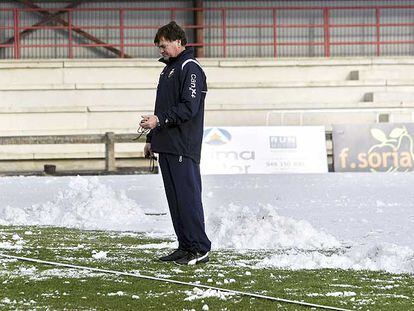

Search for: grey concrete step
xmin=0 ymin=104 xmax=410 ymax=134
xmin=0 ymin=81 xmax=392 ymax=108
xmin=364 ymin=91 xmax=414 ymax=103
xmin=350 ymin=68 xmax=414 ymax=81
xmin=0 ymin=57 xmax=409 ymax=86
xmin=4 ymin=57 xmax=414 ymax=86
xmin=0 ymin=79 xmax=391 ymax=90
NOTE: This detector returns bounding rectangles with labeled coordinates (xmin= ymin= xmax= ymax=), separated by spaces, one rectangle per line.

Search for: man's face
xmin=156 ymin=37 xmax=181 ymax=60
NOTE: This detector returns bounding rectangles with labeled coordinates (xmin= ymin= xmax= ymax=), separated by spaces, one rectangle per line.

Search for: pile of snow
xmin=257 ymin=243 xmax=414 ymax=274
xmin=92 ymin=251 xmax=108 ymax=260
xmin=207 ymin=203 xmax=414 ymax=274
xmin=184 ymin=287 xmax=235 ymax=301
xmin=0 ymin=176 xmax=169 ymax=234
xmin=207 ymin=203 xmax=340 ymax=250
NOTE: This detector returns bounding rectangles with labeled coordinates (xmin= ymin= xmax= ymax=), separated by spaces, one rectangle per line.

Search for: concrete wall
xmin=1 ymin=57 xmax=414 ymax=172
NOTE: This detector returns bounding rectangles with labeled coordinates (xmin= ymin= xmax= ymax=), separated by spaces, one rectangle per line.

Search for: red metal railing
xmin=1 ymin=5 xmax=414 ymax=59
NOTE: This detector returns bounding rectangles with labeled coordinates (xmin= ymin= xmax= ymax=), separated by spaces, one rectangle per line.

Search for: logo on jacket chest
xmin=189 ymin=74 xmax=197 ymax=98
xmin=168 ymin=68 xmax=175 ymax=78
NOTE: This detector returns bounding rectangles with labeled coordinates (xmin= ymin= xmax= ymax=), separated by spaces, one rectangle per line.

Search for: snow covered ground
xmin=0 ymin=173 xmax=413 ymax=274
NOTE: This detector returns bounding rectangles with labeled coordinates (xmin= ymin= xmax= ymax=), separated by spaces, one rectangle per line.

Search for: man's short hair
xmin=154 ymin=21 xmax=187 ymax=46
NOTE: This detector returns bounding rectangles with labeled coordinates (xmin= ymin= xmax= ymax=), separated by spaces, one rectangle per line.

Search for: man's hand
xmin=140 ymin=115 xmax=159 ymax=130
xmin=144 ymin=143 xmax=153 ymax=158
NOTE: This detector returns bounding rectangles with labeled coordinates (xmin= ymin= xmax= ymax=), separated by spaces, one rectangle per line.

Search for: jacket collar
xmin=158 ymin=47 xmax=194 ymax=65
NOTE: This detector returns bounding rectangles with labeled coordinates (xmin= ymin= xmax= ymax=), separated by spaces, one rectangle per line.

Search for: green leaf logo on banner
xmin=370 ymin=128 xmax=389 ymax=143
xmin=390 ymin=127 xmax=406 ymax=139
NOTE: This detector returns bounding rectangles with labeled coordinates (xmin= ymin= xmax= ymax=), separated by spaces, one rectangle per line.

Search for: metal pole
xmin=13 ymin=8 xmax=19 ymax=59
xmin=273 ymin=8 xmax=278 ymax=58
xmin=222 ymin=8 xmax=226 ymax=57
xmin=105 ymin=132 xmax=116 ymax=172
xmin=376 ymin=7 xmax=381 ymax=56
xmin=68 ymin=9 xmax=73 ymax=59
xmin=119 ymin=8 xmax=125 ymax=58
xmin=194 ymin=0 xmax=204 ymax=58
xmin=323 ymin=8 xmax=330 ymax=57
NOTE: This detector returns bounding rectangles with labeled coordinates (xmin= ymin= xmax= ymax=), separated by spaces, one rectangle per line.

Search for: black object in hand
xmin=145 ymin=154 xmax=157 ymax=160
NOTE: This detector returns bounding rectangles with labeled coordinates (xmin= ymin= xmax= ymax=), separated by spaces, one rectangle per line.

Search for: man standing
xmin=140 ymin=21 xmax=211 ymax=265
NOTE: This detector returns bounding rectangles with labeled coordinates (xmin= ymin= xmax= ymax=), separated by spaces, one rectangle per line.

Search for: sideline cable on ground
xmin=0 ymin=253 xmax=351 ymax=311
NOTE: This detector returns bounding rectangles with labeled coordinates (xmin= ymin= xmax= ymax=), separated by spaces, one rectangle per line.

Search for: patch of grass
xmin=0 ymin=226 xmax=413 ymax=310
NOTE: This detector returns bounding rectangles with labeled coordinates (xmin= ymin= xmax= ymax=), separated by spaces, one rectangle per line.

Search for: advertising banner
xmin=332 ymin=123 xmax=414 ymax=172
xmin=201 ymin=126 xmax=328 ymax=174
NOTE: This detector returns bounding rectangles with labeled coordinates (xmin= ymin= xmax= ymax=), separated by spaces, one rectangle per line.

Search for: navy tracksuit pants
xmin=158 ymin=153 xmax=211 ymax=254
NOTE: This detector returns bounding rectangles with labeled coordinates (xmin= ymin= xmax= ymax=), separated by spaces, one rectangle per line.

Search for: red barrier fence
xmin=1 ymin=5 xmax=414 ymax=58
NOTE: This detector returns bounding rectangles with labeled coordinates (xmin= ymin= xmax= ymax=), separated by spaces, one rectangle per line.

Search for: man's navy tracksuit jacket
xmin=146 ymin=48 xmax=211 ymax=254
